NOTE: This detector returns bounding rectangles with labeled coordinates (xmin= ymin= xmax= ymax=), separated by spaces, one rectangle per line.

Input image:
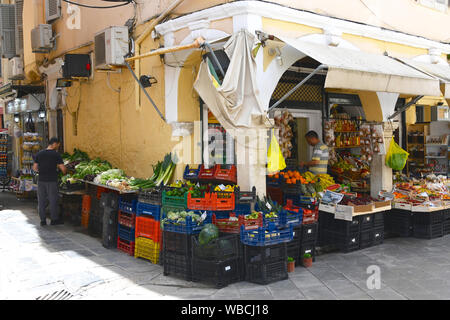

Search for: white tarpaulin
xmin=278 ymin=37 xmax=442 ymax=97
xmin=194 ymin=30 xmax=272 ymax=135
xmin=396 ymin=58 xmax=450 ymax=99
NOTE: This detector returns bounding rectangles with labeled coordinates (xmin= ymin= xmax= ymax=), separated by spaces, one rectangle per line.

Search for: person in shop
xmin=299 ymin=130 xmax=329 ymax=175
xmin=33 ymin=137 xmax=67 ymax=226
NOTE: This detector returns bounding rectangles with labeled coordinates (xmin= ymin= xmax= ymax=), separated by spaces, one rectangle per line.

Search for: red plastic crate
xmin=214 ymin=164 xmax=237 ymax=184
xmin=97 ymin=186 xmax=112 ymax=200
xmin=198 ymin=164 xmax=217 ymax=180
xmin=187 ymin=192 xmax=213 ymax=210
xmin=81 ymin=209 xmax=89 ymax=228
xmin=211 ymin=191 xmax=235 ymax=211
xmin=302 ymin=207 xmax=319 ymax=225
xmin=117 ymin=237 xmax=135 ymax=256
xmin=212 ymin=212 xmax=263 ymax=234
xmin=135 ymin=216 xmax=162 ymax=243
xmin=118 ymin=211 xmax=136 ymax=228
xmin=82 ymin=195 xmax=91 ymax=212
xmin=284 ymin=199 xmax=301 ymax=213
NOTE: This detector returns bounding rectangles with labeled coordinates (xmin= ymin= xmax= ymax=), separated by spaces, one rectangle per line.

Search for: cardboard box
xmin=393 ymin=202 xmax=412 ymax=211
xmin=319 ymin=202 xmax=336 ymax=213
xmin=374 ymin=200 xmax=391 ymax=209
xmin=352 ymin=203 xmax=375 ymax=213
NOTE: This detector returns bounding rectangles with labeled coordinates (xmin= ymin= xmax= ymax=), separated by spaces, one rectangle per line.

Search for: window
xmin=416 ymin=0 xmax=449 ymax=12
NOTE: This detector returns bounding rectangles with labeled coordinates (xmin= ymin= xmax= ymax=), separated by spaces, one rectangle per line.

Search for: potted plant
xmin=287 ymin=256 xmax=295 ymax=272
xmin=302 ymin=253 xmax=313 ymax=268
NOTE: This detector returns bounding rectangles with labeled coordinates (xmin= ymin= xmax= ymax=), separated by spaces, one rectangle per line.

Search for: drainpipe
xmin=134 ymin=0 xmax=186 ymax=110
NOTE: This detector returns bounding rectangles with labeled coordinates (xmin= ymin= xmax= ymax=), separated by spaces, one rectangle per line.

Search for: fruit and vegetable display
xmin=161 ymin=209 xmax=206 ymax=229
xmin=392 ymin=176 xmax=449 ymax=208
xmin=62 ymin=148 xmax=90 ymax=170
xmin=268 ymin=170 xmax=336 ymax=197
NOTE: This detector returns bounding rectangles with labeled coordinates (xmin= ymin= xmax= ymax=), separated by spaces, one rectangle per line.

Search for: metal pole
xmin=202 ymin=42 xmax=225 ymax=78
xmin=124 ymin=60 xmax=166 ymax=122
xmin=388 ymin=95 xmax=423 ymax=120
xmin=268 ymin=64 xmax=327 ymax=112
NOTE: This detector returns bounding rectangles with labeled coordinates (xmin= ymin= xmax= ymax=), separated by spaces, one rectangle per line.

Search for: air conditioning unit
xmin=94 ymin=26 xmax=129 ymax=70
xmin=31 ymin=24 xmax=53 ymax=53
xmin=0 ymin=4 xmax=16 ymax=58
xmin=45 ymin=0 xmax=61 ymax=23
xmin=9 ymin=57 xmax=24 ymax=80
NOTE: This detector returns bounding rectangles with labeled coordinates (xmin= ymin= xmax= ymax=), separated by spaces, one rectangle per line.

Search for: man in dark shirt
xmin=33 ymin=137 xmax=67 ymax=226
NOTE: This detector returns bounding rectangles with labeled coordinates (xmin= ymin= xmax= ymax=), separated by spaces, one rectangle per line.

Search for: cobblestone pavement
xmin=1 ymin=193 xmax=450 ymax=300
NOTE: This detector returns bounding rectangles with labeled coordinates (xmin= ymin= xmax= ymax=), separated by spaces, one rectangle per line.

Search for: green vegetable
xmin=198 ymin=224 xmax=219 ymax=246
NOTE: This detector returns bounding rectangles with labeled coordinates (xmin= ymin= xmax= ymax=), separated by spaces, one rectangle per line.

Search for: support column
xmin=236 ymin=128 xmax=268 ymax=197
xmin=370 ymin=122 xmax=398 ymax=198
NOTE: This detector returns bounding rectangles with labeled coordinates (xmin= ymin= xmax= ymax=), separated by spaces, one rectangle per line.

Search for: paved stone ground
xmin=1 ymin=192 xmax=450 ymax=300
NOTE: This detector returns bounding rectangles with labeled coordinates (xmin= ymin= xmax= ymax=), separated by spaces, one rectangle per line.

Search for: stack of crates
xmin=191 ymin=233 xmax=242 ymax=288
xmin=87 ymin=186 xmax=104 ymax=237
xmin=412 ymin=210 xmax=443 ymax=239
xmin=244 ymin=243 xmax=288 ymax=285
xmin=318 ymin=211 xmax=361 ymax=253
xmin=385 ymin=208 xmax=413 ymax=237
xmin=134 ymin=191 xmax=163 ymax=264
xmin=102 ymin=193 xmax=119 ymax=249
xmin=117 ymin=197 xmax=137 ymax=255
xmin=81 ymin=195 xmax=91 ymax=228
xmin=360 ymin=212 xmax=385 ymax=248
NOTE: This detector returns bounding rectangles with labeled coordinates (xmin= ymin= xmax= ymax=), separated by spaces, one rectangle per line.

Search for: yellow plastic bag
xmin=385 ymin=137 xmax=409 ymax=171
xmin=267 ymin=129 xmax=286 ymax=173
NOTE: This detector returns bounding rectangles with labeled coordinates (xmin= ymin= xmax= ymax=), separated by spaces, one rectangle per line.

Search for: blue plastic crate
xmin=161 ymin=208 xmax=212 ymax=234
xmin=118 ymin=224 xmax=135 ymax=242
xmin=209 ymin=210 xmax=233 ymax=219
xmin=234 ymin=203 xmax=251 ymax=216
xmin=240 ymin=223 xmax=294 ymax=246
xmin=136 ymin=202 xmax=161 ymax=220
xmin=255 ymin=202 xmax=284 ymax=227
xmin=284 ymin=208 xmax=303 ymax=227
xmin=118 ymin=198 xmax=137 ymax=214
xmin=183 ymin=164 xmax=201 ymax=180
xmin=266 ymin=175 xmax=282 ymax=187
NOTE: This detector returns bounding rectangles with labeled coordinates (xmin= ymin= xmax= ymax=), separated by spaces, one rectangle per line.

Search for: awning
xmin=278 ymin=37 xmax=442 ymax=97
xmin=395 ymin=58 xmax=450 ymax=100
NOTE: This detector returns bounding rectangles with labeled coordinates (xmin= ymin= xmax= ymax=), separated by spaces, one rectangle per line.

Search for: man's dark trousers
xmin=38 ymin=181 xmax=59 ymax=221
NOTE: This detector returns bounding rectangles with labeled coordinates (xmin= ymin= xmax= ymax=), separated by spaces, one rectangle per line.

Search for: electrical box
xmin=45 ymin=0 xmax=61 ymax=23
xmin=0 ymin=4 xmax=16 ymax=58
xmin=63 ymin=54 xmax=92 ymax=79
xmin=9 ymin=57 xmax=24 ymax=80
xmin=94 ymin=26 xmax=129 ymax=70
xmin=31 ymin=24 xmax=53 ymax=53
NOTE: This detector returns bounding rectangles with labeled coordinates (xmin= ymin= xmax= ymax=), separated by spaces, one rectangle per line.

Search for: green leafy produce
xmin=245 ymin=211 xmax=260 ymax=220
xmin=198 ymin=224 xmax=219 ymax=246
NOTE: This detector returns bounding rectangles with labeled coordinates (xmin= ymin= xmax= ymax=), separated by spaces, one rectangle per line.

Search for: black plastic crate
xmin=373 ymin=212 xmax=385 ymax=228
xmin=138 ymin=187 xmax=162 ymax=205
xmin=102 ymin=208 xmax=118 ymax=249
xmin=292 ymin=225 xmax=302 ymax=243
xmin=358 ymin=214 xmax=374 ymax=231
xmin=413 ymin=222 xmax=443 ymax=239
xmin=325 ymin=230 xmax=360 ymax=253
xmin=412 ymin=211 xmax=443 ymax=225
xmin=330 ymin=217 xmax=361 ymax=235
xmin=360 ymin=228 xmax=373 ymax=249
xmin=88 ymin=210 xmax=103 ymax=238
xmin=163 ymin=231 xmax=193 ymax=255
xmin=100 ymin=193 xmax=119 ymax=210
xmin=385 ymin=210 xmax=413 ymax=237
xmin=287 ymin=242 xmax=300 ymax=266
xmin=443 ymin=219 xmax=450 ymax=235
xmin=299 ymin=240 xmax=316 ymax=262
xmin=373 ymin=227 xmax=384 ymax=246
xmin=235 ymin=186 xmax=256 ymax=204
xmin=442 ymin=209 xmax=450 ymax=221
xmin=245 ymin=259 xmax=288 ymax=285
xmin=192 ymin=257 xmax=241 ymax=288
xmin=192 ymin=233 xmax=240 ymax=261
xmin=163 ymin=251 xmax=192 ymax=281
xmin=300 ymin=222 xmax=318 ymax=244
xmin=244 ymin=243 xmax=287 ymax=264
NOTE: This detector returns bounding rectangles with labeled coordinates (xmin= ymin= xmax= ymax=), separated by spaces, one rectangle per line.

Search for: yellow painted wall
xmin=63 ymin=24 xmax=176 ymax=180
